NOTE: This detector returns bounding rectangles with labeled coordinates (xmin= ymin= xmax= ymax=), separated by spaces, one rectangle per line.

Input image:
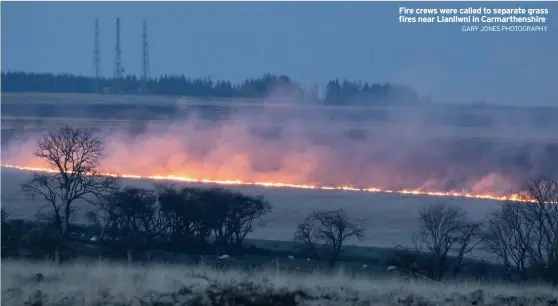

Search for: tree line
xmin=88 ymin=185 xmax=272 ymax=254
xmin=1 ymin=126 xmax=557 ymax=285
xmin=1 ymin=71 xmax=420 ymax=105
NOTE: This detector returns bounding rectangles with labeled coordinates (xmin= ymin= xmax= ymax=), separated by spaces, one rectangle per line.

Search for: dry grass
xmin=2 ymin=260 xmax=557 ymax=306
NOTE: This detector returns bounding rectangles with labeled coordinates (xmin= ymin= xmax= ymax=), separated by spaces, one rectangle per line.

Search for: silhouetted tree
xmin=416 ymin=202 xmax=483 ymax=281
xmin=20 ymin=223 xmax=64 ymax=261
xmin=294 ymin=208 xmax=365 ymax=267
xmin=156 ymin=185 xmax=209 ymax=249
xmin=88 ymin=187 xmax=161 ymax=256
xmin=20 ymin=126 xmax=120 ymax=241
xmin=486 ymin=202 xmax=533 ymax=281
xmin=93 ymin=185 xmax=273 ymax=254
xmin=486 ymin=177 xmax=558 ymax=284
xmin=220 ymin=189 xmax=272 ymax=245
xmin=324 ymin=79 xmax=420 ymax=106
xmin=1 ymin=209 xmax=15 ymax=256
xmin=197 ymin=187 xmax=272 ymax=247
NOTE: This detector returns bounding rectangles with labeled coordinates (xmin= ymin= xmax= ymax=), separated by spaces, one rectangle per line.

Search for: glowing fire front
xmin=2 ymin=110 xmax=552 ymax=204
xmin=1 ymin=164 xmax=524 ymax=202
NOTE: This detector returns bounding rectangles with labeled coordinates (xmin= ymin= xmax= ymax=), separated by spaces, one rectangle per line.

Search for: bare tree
xmin=417 ymin=202 xmax=483 ymax=280
xmin=452 ymin=219 xmax=484 ymax=278
xmin=144 ymin=185 xmax=272 ymax=252
xmin=20 ymin=126 xmax=120 ymax=241
xmin=88 ymin=187 xmax=162 ymax=256
xmin=294 ymin=208 xmax=365 ymax=268
xmin=218 ymin=189 xmax=272 ymax=246
xmin=486 ymin=177 xmax=558 ymax=284
xmin=521 ymin=177 xmax=558 ymax=283
xmin=155 ymin=185 xmax=208 ymax=247
xmin=387 ymin=234 xmax=423 ymax=277
xmin=1 ymin=209 xmax=15 ymax=255
xmin=194 ymin=187 xmax=272 ymax=247
xmin=485 ymin=202 xmax=534 ymax=281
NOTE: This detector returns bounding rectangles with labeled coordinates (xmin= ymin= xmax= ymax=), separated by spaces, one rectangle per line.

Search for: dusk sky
xmin=2 ymin=1 xmax=557 ymax=106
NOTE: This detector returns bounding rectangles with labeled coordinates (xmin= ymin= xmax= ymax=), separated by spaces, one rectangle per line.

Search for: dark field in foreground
xmin=2 ymin=260 xmax=557 ymax=306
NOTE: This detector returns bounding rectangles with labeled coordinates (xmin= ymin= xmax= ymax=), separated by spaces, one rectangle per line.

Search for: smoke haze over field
xmin=2 ymin=92 xmax=557 ymax=197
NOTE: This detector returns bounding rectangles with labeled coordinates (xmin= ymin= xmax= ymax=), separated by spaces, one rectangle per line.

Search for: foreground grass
xmin=1 ymin=260 xmax=557 ymax=306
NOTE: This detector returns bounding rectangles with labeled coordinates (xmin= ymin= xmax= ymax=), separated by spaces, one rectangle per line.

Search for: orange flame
xmin=1 ymin=164 xmax=526 ymax=202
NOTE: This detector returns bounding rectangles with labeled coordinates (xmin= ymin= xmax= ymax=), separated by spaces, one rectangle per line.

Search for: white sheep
xmin=288 ymin=255 xmax=295 ymax=260
xmin=387 ymin=265 xmax=398 ymax=272
xmin=362 ymin=264 xmax=368 ymax=268
xmin=218 ymin=254 xmax=230 ymax=260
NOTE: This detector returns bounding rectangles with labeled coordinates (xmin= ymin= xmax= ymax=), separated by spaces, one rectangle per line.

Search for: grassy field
xmin=3 ymin=92 xmax=557 ymax=142
xmin=0 ymin=168 xmax=500 ymax=251
xmin=2 ymin=260 xmax=557 ymax=306
xmin=1 ymin=92 xmax=184 ymax=105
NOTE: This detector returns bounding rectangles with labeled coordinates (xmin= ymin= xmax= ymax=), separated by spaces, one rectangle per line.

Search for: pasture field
xmin=2 ymin=92 xmax=558 ymax=142
xmin=0 ymin=168 xmax=499 ymax=251
xmin=2 ymin=116 xmax=556 ymax=144
xmin=3 ymin=92 xmax=558 ymax=113
xmin=2 ymin=260 xmax=557 ymax=306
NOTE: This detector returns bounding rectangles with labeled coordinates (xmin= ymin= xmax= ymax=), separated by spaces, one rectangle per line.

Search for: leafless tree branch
xmin=294 ymin=208 xmax=365 ymax=267
xmin=417 ymin=202 xmax=483 ymax=280
xmin=20 ymin=126 xmax=120 ymax=241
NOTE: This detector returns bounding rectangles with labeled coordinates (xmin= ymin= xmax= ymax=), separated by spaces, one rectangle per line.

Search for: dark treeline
xmin=1 ymin=185 xmax=273 ymax=261
xmin=1 ymin=71 xmax=421 ymax=105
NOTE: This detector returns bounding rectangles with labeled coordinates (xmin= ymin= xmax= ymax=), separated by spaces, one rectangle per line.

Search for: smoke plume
xmin=2 ymin=91 xmax=557 ymax=197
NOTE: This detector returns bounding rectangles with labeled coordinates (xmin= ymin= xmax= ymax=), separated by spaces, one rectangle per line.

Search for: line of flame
xmin=2 ymin=164 xmax=529 ymax=203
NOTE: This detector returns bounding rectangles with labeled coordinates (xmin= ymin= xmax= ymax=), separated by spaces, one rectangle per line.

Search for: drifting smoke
xmin=1 ymin=90 xmax=557 ymax=198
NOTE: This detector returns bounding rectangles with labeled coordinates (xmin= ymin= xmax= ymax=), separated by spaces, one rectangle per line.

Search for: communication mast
xmin=113 ymin=17 xmax=123 ymax=93
xmin=93 ymin=18 xmax=101 ymax=93
xmin=141 ymin=20 xmax=150 ymax=93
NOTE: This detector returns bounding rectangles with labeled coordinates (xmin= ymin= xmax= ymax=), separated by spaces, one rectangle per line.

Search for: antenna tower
xmin=113 ymin=17 xmax=123 ymax=92
xmin=93 ymin=18 xmax=101 ymax=93
xmin=141 ymin=19 xmax=150 ymax=92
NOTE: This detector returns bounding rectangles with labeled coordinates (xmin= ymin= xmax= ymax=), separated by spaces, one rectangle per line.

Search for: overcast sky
xmin=2 ymin=1 xmax=557 ymax=106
